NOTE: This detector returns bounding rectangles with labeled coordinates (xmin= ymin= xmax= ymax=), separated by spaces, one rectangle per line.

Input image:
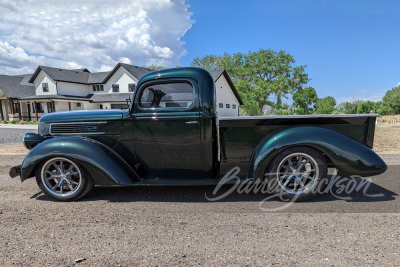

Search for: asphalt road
xmin=0 ymin=126 xmax=37 ymax=144
xmin=0 ymin=128 xmax=399 ymax=266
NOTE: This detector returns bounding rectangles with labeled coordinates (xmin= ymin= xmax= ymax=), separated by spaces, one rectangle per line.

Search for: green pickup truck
xmin=9 ymin=67 xmax=387 ymax=202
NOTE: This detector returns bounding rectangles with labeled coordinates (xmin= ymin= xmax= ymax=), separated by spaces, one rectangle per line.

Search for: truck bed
xmin=218 ymin=114 xmax=378 ymax=177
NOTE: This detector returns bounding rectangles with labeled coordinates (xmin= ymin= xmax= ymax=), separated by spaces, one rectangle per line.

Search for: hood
xmin=38 ymin=109 xmax=127 ymax=136
xmin=39 ymin=109 xmax=126 ymax=123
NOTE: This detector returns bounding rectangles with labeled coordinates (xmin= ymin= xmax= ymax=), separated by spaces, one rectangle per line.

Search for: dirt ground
xmin=1 ymin=126 xmax=400 ymax=266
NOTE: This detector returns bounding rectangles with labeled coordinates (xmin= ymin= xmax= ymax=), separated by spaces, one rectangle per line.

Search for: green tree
xmin=381 ymin=86 xmax=400 ymax=114
xmin=292 ymin=87 xmax=318 ymax=114
xmin=148 ymin=64 xmax=166 ymax=70
xmin=357 ymin=101 xmax=375 ymax=114
xmin=191 ymin=49 xmax=311 ymax=114
xmin=316 ymin=96 xmax=336 ymax=114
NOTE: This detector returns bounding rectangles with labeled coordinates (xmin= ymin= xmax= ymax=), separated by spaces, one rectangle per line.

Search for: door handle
xmin=185 ymin=121 xmax=198 ymax=124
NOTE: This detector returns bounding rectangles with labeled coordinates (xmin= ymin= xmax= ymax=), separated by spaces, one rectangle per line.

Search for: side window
xmin=42 ymin=83 xmax=49 ymax=92
xmin=128 ymin=83 xmax=136 ymax=92
xmin=139 ymin=82 xmax=194 ymax=109
xmin=112 ymin=84 xmax=119 ymax=92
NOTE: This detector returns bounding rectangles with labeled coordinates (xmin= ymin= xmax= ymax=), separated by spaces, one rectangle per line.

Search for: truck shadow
xmin=34 ymin=177 xmax=397 ymax=205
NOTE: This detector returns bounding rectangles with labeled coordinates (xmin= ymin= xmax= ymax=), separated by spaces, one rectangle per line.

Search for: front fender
xmin=20 ymin=137 xmax=140 ymax=185
xmin=248 ymin=126 xmax=387 ymax=180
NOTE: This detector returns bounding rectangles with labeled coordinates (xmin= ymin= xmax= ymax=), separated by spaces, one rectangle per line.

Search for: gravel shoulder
xmin=0 ymin=127 xmax=400 ymax=266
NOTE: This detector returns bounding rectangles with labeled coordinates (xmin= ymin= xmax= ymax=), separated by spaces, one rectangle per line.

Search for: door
xmin=133 ymin=80 xmax=202 ymax=179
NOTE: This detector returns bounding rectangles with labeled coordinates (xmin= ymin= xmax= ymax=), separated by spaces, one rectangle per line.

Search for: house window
xmin=42 ymin=83 xmax=49 ymax=92
xmin=232 ymin=104 xmax=236 ymax=109
xmin=226 ymin=104 xmax=230 ymax=108
xmin=77 ymin=103 xmax=82 ymax=107
xmin=128 ymin=83 xmax=136 ymax=92
xmin=92 ymin=85 xmax=104 ymax=92
xmin=112 ymin=84 xmax=119 ymax=92
xmin=13 ymin=103 xmax=19 ymax=113
xmin=47 ymin=102 xmax=54 ymax=113
xmin=219 ymin=103 xmax=223 ymax=108
xmin=32 ymin=102 xmax=44 ymax=113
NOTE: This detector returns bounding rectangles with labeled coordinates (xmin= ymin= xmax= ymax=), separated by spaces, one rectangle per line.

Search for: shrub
xmin=3 ymin=120 xmax=7 ymax=124
xmin=19 ymin=120 xmax=24 ymax=125
xmin=11 ymin=120 xmax=17 ymax=124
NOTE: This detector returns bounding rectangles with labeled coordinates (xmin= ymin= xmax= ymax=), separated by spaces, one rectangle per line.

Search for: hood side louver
xmin=50 ymin=122 xmax=106 ymax=135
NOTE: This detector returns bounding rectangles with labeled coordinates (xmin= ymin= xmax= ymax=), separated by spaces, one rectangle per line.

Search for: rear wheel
xmin=265 ymin=146 xmax=327 ymax=202
xmin=35 ymin=157 xmax=94 ymax=201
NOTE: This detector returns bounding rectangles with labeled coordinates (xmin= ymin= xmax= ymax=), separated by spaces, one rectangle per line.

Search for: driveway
xmin=0 ymin=128 xmax=399 ymax=266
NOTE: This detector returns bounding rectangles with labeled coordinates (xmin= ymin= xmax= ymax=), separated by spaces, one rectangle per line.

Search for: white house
xmin=0 ymin=63 xmax=242 ymax=121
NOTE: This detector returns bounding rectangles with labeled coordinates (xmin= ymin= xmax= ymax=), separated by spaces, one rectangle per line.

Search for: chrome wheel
xmin=40 ymin=157 xmax=83 ymax=198
xmin=276 ymin=152 xmax=319 ymax=195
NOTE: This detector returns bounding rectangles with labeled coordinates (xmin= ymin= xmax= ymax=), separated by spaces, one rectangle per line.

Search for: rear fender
xmin=20 ymin=137 xmax=140 ymax=185
xmin=248 ymin=126 xmax=387 ymax=180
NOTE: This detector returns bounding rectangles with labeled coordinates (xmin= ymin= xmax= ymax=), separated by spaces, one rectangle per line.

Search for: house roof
xmin=209 ymin=70 xmax=244 ymax=105
xmin=28 ymin=66 xmax=92 ymax=84
xmin=0 ymin=74 xmax=35 ymax=98
xmin=87 ymin=72 xmax=109 ymax=84
xmin=102 ymin=63 xmax=153 ymax=83
xmin=29 ymin=63 xmax=154 ymax=85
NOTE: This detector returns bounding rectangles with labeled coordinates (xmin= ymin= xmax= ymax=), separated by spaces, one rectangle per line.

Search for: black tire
xmin=35 ymin=157 xmax=94 ymax=201
xmin=265 ymin=146 xmax=327 ymax=202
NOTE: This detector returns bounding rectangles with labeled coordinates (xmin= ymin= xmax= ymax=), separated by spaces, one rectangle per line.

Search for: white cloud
xmin=336 ymin=89 xmax=387 ymax=103
xmin=0 ymin=0 xmax=194 ymax=75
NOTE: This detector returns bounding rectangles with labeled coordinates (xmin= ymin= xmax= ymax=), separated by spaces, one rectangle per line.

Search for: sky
xmin=0 ymin=0 xmax=399 ymax=103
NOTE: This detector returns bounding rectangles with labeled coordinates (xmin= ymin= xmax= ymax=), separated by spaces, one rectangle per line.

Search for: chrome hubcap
xmin=276 ymin=153 xmax=319 ymax=194
xmin=41 ymin=158 xmax=82 ymax=197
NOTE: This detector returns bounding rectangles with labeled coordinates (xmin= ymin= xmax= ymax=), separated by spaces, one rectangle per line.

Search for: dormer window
xmin=92 ymin=84 xmax=104 ymax=92
xmin=128 ymin=83 xmax=136 ymax=92
xmin=112 ymin=84 xmax=119 ymax=92
xmin=42 ymin=83 xmax=49 ymax=92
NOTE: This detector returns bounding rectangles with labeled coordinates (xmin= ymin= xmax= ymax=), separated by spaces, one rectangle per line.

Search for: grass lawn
xmin=1 ymin=121 xmax=39 ymax=125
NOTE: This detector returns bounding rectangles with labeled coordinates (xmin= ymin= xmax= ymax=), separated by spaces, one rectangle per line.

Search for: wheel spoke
xmin=59 ymin=180 xmax=64 ymax=194
xmin=288 ymin=159 xmax=295 ymax=170
xmin=298 ymin=159 xmax=310 ymax=171
xmin=281 ymin=164 xmax=291 ymax=171
xmin=65 ymin=179 xmax=75 ymax=191
xmin=67 ymin=178 xmax=78 ymax=185
xmin=297 ymin=156 xmax=303 ymax=168
xmin=52 ymin=163 xmax=62 ymax=173
xmin=65 ymin=165 xmax=74 ymax=175
xmin=52 ymin=179 xmax=63 ymax=190
xmin=297 ymin=177 xmax=305 ymax=190
xmin=283 ymin=175 xmax=294 ymax=187
xmin=60 ymin=160 xmax=66 ymax=173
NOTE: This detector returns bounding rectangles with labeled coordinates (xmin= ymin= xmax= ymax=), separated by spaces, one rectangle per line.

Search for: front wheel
xmin=35 ymin=157 xmax=94 ymax=201
xmin=265 ymin=146 xmax=327 ymax=202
